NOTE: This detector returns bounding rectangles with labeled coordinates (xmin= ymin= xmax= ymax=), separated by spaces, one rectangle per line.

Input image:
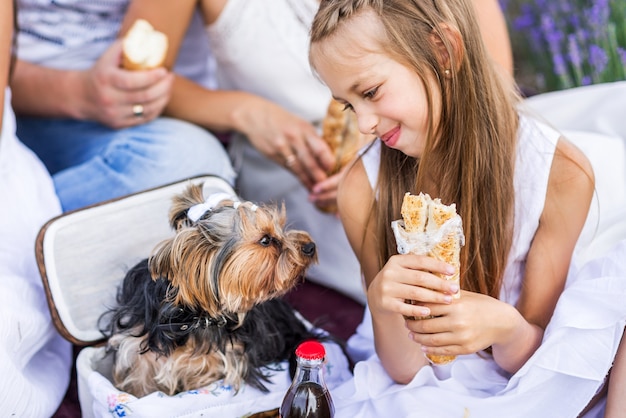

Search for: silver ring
xmin=132 ymin=104 xmax=144 ymax=118
xmin=284 ymin=154 xmax=297 ymax=168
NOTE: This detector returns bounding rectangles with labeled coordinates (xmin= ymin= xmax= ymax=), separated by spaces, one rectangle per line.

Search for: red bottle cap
xmin=295 ymin=340 xmax=326 ymax=360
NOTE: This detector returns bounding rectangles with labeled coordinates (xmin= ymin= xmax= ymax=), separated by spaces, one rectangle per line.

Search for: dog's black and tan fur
xmin=100 ymin=182 xmax=324 ymax=397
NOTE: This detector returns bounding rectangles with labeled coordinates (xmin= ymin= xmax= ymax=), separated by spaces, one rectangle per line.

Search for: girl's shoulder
xmin=517 ymin=113 xmax=560 ymax=150
xmin=517 ymin=112 xmax=593 ymax=187
xmin=358 ymin=139 xmax=382 ymax=191
xmin=339 ymin=151 xmax=375 ymax=213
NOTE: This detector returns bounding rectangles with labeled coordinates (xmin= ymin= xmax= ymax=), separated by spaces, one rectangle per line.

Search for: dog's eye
xmin=259 ymin=235 xmax=282 ymax=248
xmin=259 ymin=235 xmax=272 ymax=247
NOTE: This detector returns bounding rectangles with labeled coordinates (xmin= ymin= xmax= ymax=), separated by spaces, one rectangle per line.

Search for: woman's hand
xmin=77 ymin=39 xmax=174 ymax=128
xmin=234 ymin=98 xmax=336 ymax=191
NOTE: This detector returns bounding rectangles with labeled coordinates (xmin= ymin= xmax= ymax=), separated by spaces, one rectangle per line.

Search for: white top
xmin=0 ymin=89 xmax=72 ymax=416
xmin=206 ymin=0 xmax=330 ymax=123
xmin=16 ymin=1 xmax=213 ymax=86
xmin=343 ymin=114 xmax=626 ymax=417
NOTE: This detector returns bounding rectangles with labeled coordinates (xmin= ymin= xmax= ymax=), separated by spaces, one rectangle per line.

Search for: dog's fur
xmin=100 ymin=182 xmax=323 ymax=397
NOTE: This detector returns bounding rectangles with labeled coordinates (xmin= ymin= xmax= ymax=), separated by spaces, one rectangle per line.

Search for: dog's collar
xmin=158 ymin=314 xmax=236 ymax=333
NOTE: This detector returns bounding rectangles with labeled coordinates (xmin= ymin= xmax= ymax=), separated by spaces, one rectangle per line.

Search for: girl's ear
xmin=429 ymin=24 xmax=464 ymax=76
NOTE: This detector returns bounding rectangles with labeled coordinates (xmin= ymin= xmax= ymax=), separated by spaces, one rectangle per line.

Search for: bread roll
xmin=399 ymin=192 xmax=463 ymax=365
xmin=319 ymin=99 xmax=372 ymax=213
xmin=321 ymin=99 xmax=363 ymax=175
xmin=122 ymin=19 xmax=168 ymax=71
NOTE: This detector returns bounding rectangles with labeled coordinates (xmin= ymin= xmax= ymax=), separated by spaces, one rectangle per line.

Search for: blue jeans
xmin=17 ymin=116 xmax=236 ymax=212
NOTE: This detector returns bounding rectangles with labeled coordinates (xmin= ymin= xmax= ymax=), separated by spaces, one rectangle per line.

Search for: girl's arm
xmin=493 ymin=137 xmax=594 ymax=372
xmin=337 ymin=159 xmax=454 ymax=383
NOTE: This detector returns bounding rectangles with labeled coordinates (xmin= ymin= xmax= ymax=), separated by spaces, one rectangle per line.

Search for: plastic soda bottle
xmin=279 ymin=340 xmax=335 ymax=418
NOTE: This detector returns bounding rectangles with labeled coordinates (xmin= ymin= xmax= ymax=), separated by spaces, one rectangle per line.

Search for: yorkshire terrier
xmin=100 ymin=181 xmax=324 ymax=397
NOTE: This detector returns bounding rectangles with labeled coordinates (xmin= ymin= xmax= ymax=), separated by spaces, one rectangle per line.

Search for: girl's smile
xmin=380 ymin=125 xmax=401 ymax=147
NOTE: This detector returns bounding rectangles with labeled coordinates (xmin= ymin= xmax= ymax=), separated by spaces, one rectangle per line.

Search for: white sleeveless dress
xmin=205 ymin=0 xmax=366 ymax=304
xmin=0 ymin=89 xmax=72 ymax=416
xmin=335 ymin=114 xmax=626 ymax=417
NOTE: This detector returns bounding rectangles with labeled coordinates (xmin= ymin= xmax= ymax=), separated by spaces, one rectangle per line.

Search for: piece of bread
xmin=400 ymin=192 xmax=462 ymax=365
xmin=400 ymin=192 xmax=429 ymax=233
xmin=122 ymin=19 xmax=168 ymax=71
xmin=321 ymin=98 xmax=364 ymax=175
xmin=319 ymin=99 xmax=371 ymax=213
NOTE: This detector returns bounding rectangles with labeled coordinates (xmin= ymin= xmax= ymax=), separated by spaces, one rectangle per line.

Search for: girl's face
xmin=311 ymin=10 xmax=441 ymax=159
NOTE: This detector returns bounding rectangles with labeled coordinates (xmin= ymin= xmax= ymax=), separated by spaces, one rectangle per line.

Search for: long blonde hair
xmin=310 ymin=0 xmax=521 ymax=298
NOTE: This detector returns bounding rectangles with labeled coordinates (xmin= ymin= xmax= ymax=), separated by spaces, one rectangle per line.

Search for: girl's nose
xmin=356 ymin=109 xmax=378 ymax=136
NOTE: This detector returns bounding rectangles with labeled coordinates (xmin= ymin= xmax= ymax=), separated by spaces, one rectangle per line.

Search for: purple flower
xmin=541 ymin=15 xmax=563 ymax=52
xmin=568 ymin=34 xmax=582 ymax=68
xmin=619 ymin=48 xmax=626 ymax=66
xmin=586 ymin=1 xmax=611 ymax=40
xmin=589 ymin=44 xmax=609 ymax=75
xmin=514 ymin=14 xmax=534 ymax=32
xmin=552 ymin=53 xmax=567 ymax=77
xmin=504 ymin=0 xmax=625 ymax=92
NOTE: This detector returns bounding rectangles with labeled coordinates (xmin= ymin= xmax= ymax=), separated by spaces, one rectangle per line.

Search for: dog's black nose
xmin=301 ymin=241 xmax=316 ymax=257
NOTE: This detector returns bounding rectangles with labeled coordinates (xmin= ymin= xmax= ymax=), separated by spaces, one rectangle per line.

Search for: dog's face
xmin=149 ymin=196 xmax=317 ymax=317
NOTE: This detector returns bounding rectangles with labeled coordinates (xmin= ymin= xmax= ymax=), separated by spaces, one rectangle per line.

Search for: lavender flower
xmin=589 ymin=44 xmax=609 ymax=77
xmin=502 ymin=0 xmax=626 ymax=92
xmin=619 ymin=48 xmax=626 ymax=66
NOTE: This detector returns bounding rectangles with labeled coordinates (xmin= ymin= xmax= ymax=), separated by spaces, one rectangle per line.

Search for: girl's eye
xmin=364 ymin=86 xmax=379 ymax=99
xmin=342 ymin=102 xmax=354 ymax=112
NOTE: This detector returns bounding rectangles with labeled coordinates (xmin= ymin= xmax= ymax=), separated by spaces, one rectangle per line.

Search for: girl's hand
xmin=407 ymin=291 xmax=521 ymax=358
xmin=235 ymin=99 xmax=336 ymax=191
xmin=78 ymin=39 xmax=174 ymax=128
xmin=367 ymin=253 xmax=459 ymax=319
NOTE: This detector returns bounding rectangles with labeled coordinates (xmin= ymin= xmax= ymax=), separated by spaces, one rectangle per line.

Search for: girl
xmin=309 ymin=0 xmax=626 ymax=416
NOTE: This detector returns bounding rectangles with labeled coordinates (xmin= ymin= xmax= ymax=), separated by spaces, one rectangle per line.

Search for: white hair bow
xmin=187 ymin=192 xmax=241 ymax=222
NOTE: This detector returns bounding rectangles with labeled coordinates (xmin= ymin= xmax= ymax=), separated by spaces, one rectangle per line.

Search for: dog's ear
xmin=169 ymin=182 xmax=205 ymax=230
xmin=276 ymin=202 xmax=287 ymax=226
xmin=149 ymin=237 xmax=176 ymax=281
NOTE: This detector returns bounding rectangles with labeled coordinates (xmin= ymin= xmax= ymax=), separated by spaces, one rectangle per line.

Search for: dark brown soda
xmin=280 ymin=381 xmax=334 ymax=418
